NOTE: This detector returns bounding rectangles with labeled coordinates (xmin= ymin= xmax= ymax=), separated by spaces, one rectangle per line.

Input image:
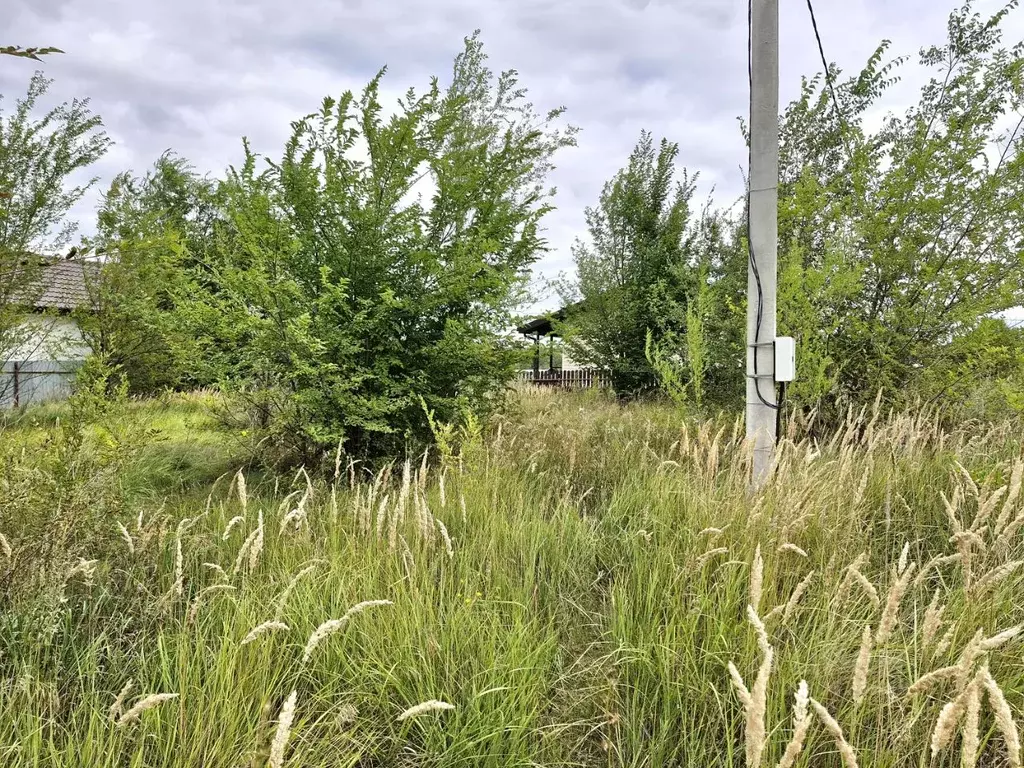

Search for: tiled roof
xmin=9 ymin=258 xmax=99 ymax=311
xmin=35 ymin=259 xmax=97 ymax=309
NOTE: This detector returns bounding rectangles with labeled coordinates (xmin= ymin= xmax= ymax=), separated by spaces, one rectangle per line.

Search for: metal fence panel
xmin=0 ymin=359 xmax=83 ymax=408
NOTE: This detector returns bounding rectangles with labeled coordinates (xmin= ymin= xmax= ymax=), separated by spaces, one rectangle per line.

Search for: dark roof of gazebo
xmin=516 ymin=301 xmax=583 ymax=337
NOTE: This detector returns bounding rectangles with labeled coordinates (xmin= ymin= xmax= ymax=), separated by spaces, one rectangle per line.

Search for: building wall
xmin=5 ymin=315 xmax=90 ymax=362
xmin=522 ymin=338 xmax=597 ymax=373
xmin=561 ymin=348 xmax=590 ymax=372
xmin=1 ymin=314 xmax=90 ymax=408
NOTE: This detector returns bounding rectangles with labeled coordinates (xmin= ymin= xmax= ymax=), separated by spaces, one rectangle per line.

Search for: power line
xmin=804 ymin=0 xmax=852 ymax=150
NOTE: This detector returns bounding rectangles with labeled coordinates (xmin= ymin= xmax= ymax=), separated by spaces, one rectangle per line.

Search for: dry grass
xmin=0 ymin=389 xmax=1023 ymax=766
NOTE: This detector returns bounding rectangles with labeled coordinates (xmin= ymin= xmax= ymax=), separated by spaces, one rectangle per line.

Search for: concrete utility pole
xmin=747 ymin=0 xmax=780 ymax=487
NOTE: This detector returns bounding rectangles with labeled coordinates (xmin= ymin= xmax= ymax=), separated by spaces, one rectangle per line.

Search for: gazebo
xmin=516 ymin=303 xmax=578 ymax=381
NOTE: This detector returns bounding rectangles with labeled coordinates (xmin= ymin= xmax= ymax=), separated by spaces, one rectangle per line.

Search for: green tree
xmin=0 ymin=73 xmax=109 ymax=363
xmin=773 ymin=0 xmax=1024 ymax=407
xmin=77 ymin=153 xmax=222 ymax=393
xmin=206 ymin=33 xmax=576 ymax=460
xmin=560 ymin=132 xmax=698 ymax=396
xmin=917 ymin=317 xmax=1024 ymax=416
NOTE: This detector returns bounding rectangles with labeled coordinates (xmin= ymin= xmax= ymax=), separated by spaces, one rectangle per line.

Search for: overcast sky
xmin=4 ymin=0 xmax=1023 ymax=317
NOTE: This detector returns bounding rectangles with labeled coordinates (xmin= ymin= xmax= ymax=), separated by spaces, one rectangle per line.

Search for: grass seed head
xmin=203 ymin=562 xmax=227 ymax=580
xmin=241 ymin=620 xmax=289 ymax=645
xmin=777 ymin=680 xmax=812 ymax=768
xmin=934 ymin=622 xmax=958 ymax=657
xmin=922 ymin=589 xmax=945 ymax=649
xmin=978 ymin=624 xmax=1022 ymax=652
xmin=982 ymin=667 xmax=1022 ymax=768
xmin=852 ymin=624 xmax=873 ymax=705
xmin=269 ymin=690 xmax=297 ymax=768
xmin=116 ymin=693 xmax=179 ymax=726
xmin=782 ymin=570 xmax=815 ymax=624
xmin=743 ymin=606 xmax=773 ymax=768
xmin=116 ymin=522 xmax=134 ymax=554
xmin=248 ymin=509 xmax=264 ymax=571
xmin=875 ymin=561 xmax=916 ymax=645
xmin=301 ymin=600 xmax=392 ymax=664
xmin=222 ymin=516 xmax=245 ymax=540
xmin=336 ymin=703 xmax=358 ymax=726
xmin=811 ymin=698 xmax=859 ymax=768
xmin=749 ymin=545 xmax=764 ymax=613
xmin=931 ymin=685 xmax=971 ymax=757
xmin=436 ymin=517 xmax=454 ymax=559
xmin=108 ymin=679 xmax=134 ymax=721
xmin=962 ymin=677 xmax=983 ymax=768
xmin=695 ymin=547 xmax=729 ymax=569
xmin=908 ymin=665 xmax=960 ymax=697
xmin=778 ymin=542 xmax=808 ymax=558
xmin=848 ymin=567 xmax=880 ymax=608
xmin=396 ymin=699 xmax=455 ymax=722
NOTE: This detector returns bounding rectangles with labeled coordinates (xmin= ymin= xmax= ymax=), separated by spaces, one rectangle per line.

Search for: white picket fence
xmin=0 ymin=360 xmax=83 ymax=408
xmin=517 ymin=368 xmax=611 ymax=390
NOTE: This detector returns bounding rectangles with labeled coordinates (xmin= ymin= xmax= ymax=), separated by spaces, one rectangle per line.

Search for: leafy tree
xmin=560 ymin=132 xmax=698 ymax=396
xmin=206 ymin=33 xmax=576 ymax=460
xmin=772 ymin=0 xmax=1024 ymax=407
xmin=77 ymin=153 xmax=223 ymax=393
xmin=917 ymin=317 xmax=1024 ymax=415
xmin=0 ymin=73 xmax=109 ymax=363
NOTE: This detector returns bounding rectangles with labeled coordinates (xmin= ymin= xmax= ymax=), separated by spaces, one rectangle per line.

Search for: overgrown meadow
xmin=1 ymin=388 xmax=1023 ymax=767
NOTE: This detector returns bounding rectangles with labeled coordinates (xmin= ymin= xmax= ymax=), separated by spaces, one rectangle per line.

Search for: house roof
xmin=8 ymin=257 xmax=98 ymax=311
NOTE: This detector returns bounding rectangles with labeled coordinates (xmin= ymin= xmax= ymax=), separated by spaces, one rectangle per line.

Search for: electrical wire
xmin=776 ymin=382 xmax=787 ymax=444
xmin=747 ymin=0 xmax=779 ymax=412
xmin=805 ymin=0 xmax=852 ymax=155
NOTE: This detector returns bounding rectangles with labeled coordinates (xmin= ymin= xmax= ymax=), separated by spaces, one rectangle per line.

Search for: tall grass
xmin=1 ymin=389 xmax=1023 ymax=766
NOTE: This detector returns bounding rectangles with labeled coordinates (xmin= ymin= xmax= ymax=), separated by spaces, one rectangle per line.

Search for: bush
xmin=203 ymin=33 xmax=576 ymax=463
xmin=0 ymin=357 xmax=151 ymax=632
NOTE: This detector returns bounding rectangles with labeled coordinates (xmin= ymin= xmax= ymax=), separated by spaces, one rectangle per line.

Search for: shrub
xmin=205 ymin=33 xmax=576 ymax=462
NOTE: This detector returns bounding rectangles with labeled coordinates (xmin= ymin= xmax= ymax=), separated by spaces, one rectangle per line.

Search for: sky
xmin=4 ymin=0 xmax=1023 ymax=319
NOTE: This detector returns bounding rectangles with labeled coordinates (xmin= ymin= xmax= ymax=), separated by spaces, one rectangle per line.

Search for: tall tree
xmin=772 ymin=0 xmax=1024 ymax=406
xmin=77 ymin=153 xmax=218 ymax=393
xmin=206 ymin=33 xmax=576 ymax=460
xmin=561 ymin=132 xmax=698 ymax=396
xmin=0 ymin=73 xmax=109 ymax=363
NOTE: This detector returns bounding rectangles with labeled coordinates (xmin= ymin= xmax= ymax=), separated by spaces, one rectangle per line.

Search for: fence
xmin=0 ymin=360 xmax=83 ymax=409
xmin=516 ymin=368 xmax=611 ymax=390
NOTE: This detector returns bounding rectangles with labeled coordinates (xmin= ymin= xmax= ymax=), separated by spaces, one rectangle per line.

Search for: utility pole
xmin=747 ymin=0 xmax=780 ymax=487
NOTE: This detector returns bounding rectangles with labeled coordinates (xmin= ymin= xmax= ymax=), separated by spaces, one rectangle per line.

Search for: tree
xmin=0 ymin=73 xmax=109 ymax=363
xmin=772 ymin=0 xmax=1024 ymax=407
xmin=916 ymin=317 xmax=1024 ymax=416
xmin=560 ymin=132 xmax=698 ymax=397
xmin=77 ymin=153 xmax=222 ymax=393
xmin=206 ymin=33 xmax=576 ymax=460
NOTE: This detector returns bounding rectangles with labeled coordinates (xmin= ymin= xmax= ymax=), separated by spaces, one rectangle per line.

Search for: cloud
xmin=3 ymin=0 xmax=1022 ymax=311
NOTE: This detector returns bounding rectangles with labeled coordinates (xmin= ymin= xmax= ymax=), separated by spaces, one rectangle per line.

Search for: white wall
xmin=5 ymin=315 xmax=91 ymax=363
xmin=561 ymin=347 xmax=590 ymax=372
xmin=1 ymin=315 xmax=91 ymax=408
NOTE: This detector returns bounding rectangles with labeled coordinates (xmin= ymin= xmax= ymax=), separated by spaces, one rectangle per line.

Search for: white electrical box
xmin=774 ymin=337 xmax=796 ymax=382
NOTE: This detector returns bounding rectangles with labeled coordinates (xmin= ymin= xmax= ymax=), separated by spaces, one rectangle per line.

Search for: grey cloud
xmin=4 ymin=0 xmax=1023 ymax=312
